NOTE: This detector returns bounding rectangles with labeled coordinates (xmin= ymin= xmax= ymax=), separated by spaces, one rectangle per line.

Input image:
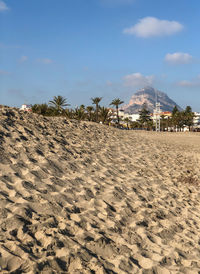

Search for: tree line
xmin=137 ymin=104 xmax=196 ymax=131
xmin=31 ymin=95 xmax=124 ymax=125
xmin=31 ymin=95 xmax=196 ymax=131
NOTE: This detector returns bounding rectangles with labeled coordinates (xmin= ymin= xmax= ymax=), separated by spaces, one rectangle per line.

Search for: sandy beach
xmin=0 ymin=106 xmax=200 ymax=273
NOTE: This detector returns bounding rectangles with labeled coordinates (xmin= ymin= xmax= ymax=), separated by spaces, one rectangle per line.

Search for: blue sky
xmin=0 ymin=0 xmax=200 ymax=111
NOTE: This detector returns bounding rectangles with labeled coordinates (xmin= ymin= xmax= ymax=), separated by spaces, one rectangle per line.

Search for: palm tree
xmin=86 ymin=106 xmax=94 ymax=121
xmin=64 ymin=108 xmax=74 ymax=119
xmin=32 ymin=103 xmax=49 ymax=116
xmin=32 ymin=104 xmax=40 ymax=114
xmin=99 ymin=107 xmax=111 ymax=124
xmin=123 ymin=117 xmax=131 ymax=129
xmin=49 ymin=95 xmax=70 ymax=115
xmin=80 ymin=104 xmax=85 ymax=110
xmin=74 ymin=106 xmax=86 ymax=121
xmin=110 ymin=98 xmax=124 ymax=125
xmin=91 ymin=97 xmax=102 ymax=122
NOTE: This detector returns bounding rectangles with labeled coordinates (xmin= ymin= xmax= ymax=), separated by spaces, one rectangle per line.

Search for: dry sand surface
xmin=0 ymin=107 xmax=200 ymax=274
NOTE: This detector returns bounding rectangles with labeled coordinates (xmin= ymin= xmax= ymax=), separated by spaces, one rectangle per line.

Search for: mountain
xmin=122 ymin=87 xmax=182 ymax=114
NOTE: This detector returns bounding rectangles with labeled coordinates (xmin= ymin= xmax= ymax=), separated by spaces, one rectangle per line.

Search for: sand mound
xmin=0 ymin=106 xmax=200 ymax=273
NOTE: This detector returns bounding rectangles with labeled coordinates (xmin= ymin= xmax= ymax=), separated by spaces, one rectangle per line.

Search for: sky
xmin=0 ymin=0 xmax=200 ymax=111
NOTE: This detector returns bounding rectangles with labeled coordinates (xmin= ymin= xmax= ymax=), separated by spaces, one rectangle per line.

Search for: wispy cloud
xmin=165 ymin=52 xmax=193 ymax=65
xmin=123 ymin=72 xmax=154 ymax=87
xmin=36 ymin=58 xmax=53 ymax=64
xmin=177 ymin=75 xmax=200 ymax=87
xmin=83 ymin=66 xmax=89 ymax=71
xmin=0 ymin=42 xmax=21 ymax=49
xmin=123 ymin=17 xmax=183 ymax=38
xmin=0 ymin=0 xmax=9 ymax=11
xmin=106 ymin=80 xmax=113 ymax=86
xmin=0 ymin=69 xmax=10 ymax=75
xmin=19 ymin=56 xmax=28 ymax=63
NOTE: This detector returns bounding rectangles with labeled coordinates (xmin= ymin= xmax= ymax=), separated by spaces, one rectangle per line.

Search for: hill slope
xmin=123 ymin=87 xmax=182 ymax=113
xmin=0 ymin=107 xmax=200 ymax=273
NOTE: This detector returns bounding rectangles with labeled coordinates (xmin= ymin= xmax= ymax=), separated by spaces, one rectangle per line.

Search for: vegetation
xmin=138 ymin=104 xmax=152 ymax=130
xmin=91 ymin=97 xmax=102 ymax=123
xmin=123 ymin=117 xmax=131 ymax=129
xmin=86 ymin=106 xmax=94 ymax=121
xmin=99 ymin=107 xmax=111 ymax=124
xmin=184 ymin=106 xmax=195 ymax=131
xmin=110 ymin=98 xmax=124 ymax=125
xmin=49 ymin=95 xmax=70 ymax=115
xmin=171 ymin=106 xmax=195 ymax=131
xmin=32 ymin=103 xmax=50 ymax=116
xmin=31 ymin=95 xmax=197 ymax=131
xmin=73 ymin=107 xmax=86 ymax=121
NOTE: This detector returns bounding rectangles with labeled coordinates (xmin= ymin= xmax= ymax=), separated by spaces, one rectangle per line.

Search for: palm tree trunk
xmin=116 ymin=105 xmax=119 ymax=124
xmin=96 ymin=104 xmax=98 ymax=122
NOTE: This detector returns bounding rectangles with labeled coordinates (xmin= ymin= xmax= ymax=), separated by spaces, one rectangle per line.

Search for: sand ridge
xmin=0 ymin=107 xmax=200 ymax=273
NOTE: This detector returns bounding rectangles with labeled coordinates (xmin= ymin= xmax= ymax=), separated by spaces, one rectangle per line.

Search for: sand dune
xmin=0 ymin=106 xmax=200 ymax=273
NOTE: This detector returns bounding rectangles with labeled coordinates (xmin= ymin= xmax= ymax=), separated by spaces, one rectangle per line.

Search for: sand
xmin=0 ymin=106 xmax=200 ymax=273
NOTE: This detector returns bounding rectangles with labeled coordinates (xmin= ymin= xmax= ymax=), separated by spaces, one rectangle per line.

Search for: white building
xmin=20 ymin=104 xmax=32 ymax=111
xmin=194 ymin=112 xmax=200 ymax=126
xmin=119 ymin=110 xmax=139 ymax=122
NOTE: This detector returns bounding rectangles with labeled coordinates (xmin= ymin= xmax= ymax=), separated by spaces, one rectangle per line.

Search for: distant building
xmin=194 ymin=112 xmax=200 ymax=126
xmin=20 ymin=104 xmax=32 ymax=111
xmin=160 ymin=111 xmax=172 ymax=117
xmin=151 ymin=111 xmax=172 ymax=121
xmin=119 ymin=110 xmax=139 ymax=122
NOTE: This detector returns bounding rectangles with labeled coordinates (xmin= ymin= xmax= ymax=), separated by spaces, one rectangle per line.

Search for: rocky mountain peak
xmin=122 ymin=87 xmax=182 ymax=114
